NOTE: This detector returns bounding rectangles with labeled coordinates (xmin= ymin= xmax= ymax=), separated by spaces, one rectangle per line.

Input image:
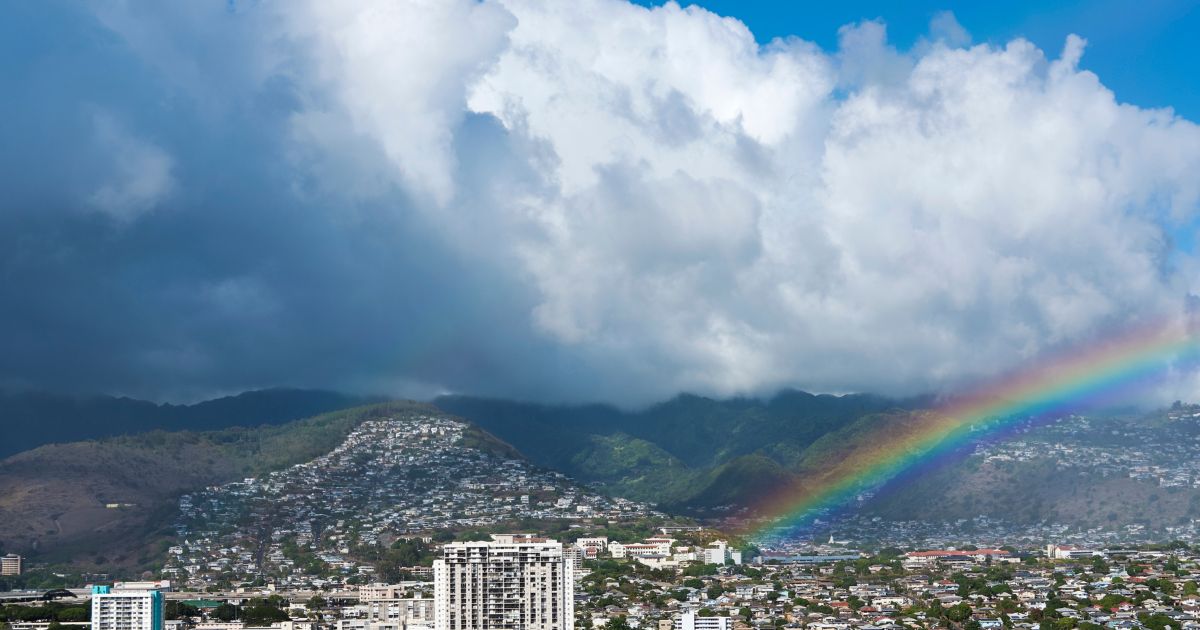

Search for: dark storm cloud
xmin=0 ymin=2 xmax=591 ymax=402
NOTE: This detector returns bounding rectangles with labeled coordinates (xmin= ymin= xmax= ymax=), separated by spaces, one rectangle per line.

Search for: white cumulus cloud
xmin=78 ymin=0 xmax=1200 ymax=402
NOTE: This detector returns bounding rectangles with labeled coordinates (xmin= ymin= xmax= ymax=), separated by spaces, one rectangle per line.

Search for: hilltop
xmin=0 ymin=388 xmax=376 ymax=459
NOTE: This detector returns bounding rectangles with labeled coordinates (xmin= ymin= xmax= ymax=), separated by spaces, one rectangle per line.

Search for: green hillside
xmin=0 ymin=401 xmax=430 ymax=567
xmin=434 ymin=394 xmax=1200 ymax=530
xmin=436 ymin=391 xmax=915 ymax=513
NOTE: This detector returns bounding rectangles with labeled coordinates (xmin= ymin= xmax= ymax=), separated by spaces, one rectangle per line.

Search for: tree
xmin=1099 ymin=594 xmax=1129 ymax=609
xmin=164 ymin=602 xmax=198 ymax=620
xmin=604 ymin=617 xmax=632 ymax=630
xmin=1154 ymin=578 xmax=1177 ymax=595
xmin=833 ymin=575 xmax=857 ymax=589
xmin=242 ymin=602 xmax=289 ymax=626
xmin=1137 ymin=613 xmax=1175 ymax=630
xmin=212 ymin=604 xmax=239 ymax=622
xmin=946 ymin=603 xmax=972 ymax=623
xmin=683 ymin=564 xmax=719 ymax=577
xmin=56 ymin=607 xmax=89 ymax=622
xmin=388 ymin=539 xmax=432 ymax=566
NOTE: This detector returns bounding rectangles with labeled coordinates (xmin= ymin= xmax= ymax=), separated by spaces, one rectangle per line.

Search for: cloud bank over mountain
xmin=2 ymin=0 xmax=1199 ymax=404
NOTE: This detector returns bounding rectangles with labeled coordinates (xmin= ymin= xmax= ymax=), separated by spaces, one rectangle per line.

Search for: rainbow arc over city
xmin=747 ymin=317 xmax=1200 ymax=539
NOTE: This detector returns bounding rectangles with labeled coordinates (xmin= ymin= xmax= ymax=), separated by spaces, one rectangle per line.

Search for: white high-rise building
xmin=434 ymin=536 xmax=573 ymax=630
xmin=701 ymin=540 xmax=742 ymax=566
xmin=0 ymin=554 xmax=21 ymax=576
xmin=90 ymin=586 xmax=164 ymax=630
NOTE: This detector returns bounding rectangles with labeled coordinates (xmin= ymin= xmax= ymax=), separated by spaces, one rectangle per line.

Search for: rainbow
xmin=748 ymin=317 xmax=1200 ymax=540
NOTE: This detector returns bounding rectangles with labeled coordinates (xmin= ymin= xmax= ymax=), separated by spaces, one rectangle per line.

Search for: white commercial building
xmin=434 ymin=536 xmax=573 ymax=630
xmin=701 ymin=541 xmax=742 ymax=566
xmin=574 ymin=538 xmax=607 ymax=551
xmin=675 ymin=612 xmax=730 ymax=630
xmin=114 ymin=581 xmax=172 ymax=592
xmin=91 ymin=586 xmax=164 ymax=630
xmin=1046 ymin=544 xmax=1101 ymax=560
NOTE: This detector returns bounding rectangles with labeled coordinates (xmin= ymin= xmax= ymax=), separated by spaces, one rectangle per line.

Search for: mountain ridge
xmin=0 ymin=388 xmax=379 ymax=459
xmin=6 ymin=388 xmax=1197 ymax=571
xmin=434 ymin=389 xmax=917 ymax=512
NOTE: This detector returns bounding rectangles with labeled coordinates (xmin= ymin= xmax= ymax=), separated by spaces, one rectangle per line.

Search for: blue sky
xmin=639 ymin=0 xmax=1200 ymax=120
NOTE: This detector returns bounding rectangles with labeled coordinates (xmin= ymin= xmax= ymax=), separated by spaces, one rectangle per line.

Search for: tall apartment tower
xmin=90 ymin=586 xmax=164 ymax=630
xmin=0 ymin=554 xmax=21 ymax=576
xmin=433 ymin=536 xmax=573 ymax=630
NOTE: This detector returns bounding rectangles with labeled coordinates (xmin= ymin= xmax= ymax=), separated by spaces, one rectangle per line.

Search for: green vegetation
xmin=0 ymin=568 xmax=78 ymax=593
xmin=164 ymin=602 xmax=200 ymax=620
xmin=367 ymin=538 xmax=438 ymax=582
xmin=436 ymin=391 xmax=911 ymax=512
xmin=0 ymin=604 xmax=89 ymax=623
xmin=105 ymin=400 xmax=435 ymax=477
xmin=0 ymin=388 xmax=373 ymax=460
xmin=206 ymin=597 xmax=291 ymax=625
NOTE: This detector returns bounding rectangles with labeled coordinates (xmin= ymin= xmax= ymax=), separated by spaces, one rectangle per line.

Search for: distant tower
xmin=0 ymin=554 xmax=21 ymax=576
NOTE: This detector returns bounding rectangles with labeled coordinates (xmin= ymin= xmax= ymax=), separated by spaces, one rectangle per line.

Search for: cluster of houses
xmin=975 ymin=414 xmax=1200 ymax=489
xmin=138 ymin=541 xmax=1200 ymax=630
xmin=576 ymin=544 xmax=1200 ymax=630
xmin=163 ymin=414 xmax=661 ymax=589
xmin=565 ymin=534 xmax=743 ymax=571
